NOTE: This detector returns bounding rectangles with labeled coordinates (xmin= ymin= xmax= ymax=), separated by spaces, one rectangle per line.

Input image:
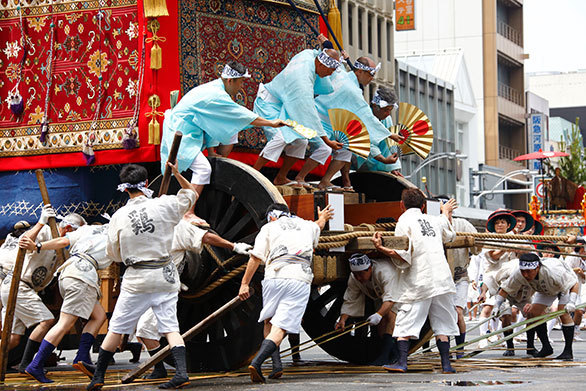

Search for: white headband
xmin=317 ymin=50 xmax=340 ymax=70
xmin=371 ymin=91 xmax=398 ymax=109
xmin=221 ymin=64 xmax=251 ymax=79
xmin=267 ymin=209 xmax=291 ymax=222
xmin=354 ymin=60 xmax=381 ymax=75
xmin=349 ymin=253 xmax=371 ymax=272
xmin=117 ymin=181 xmax=154 ymax=198
xmin=519 ymin=260 xmax=540 ymax=270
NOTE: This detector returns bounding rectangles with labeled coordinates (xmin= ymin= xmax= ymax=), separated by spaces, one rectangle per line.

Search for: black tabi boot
xmin=289 ymin=333 xmax=301 ymax=362
xmin=555 ymin=325 xmax=574 ymax=361
xmin=86 ymin=348 xmax=115 ymax=391
xmin=159 ymin=346 xmax=190 ymax=389
xmin=268 ymin=345 xmax=283 ymax=379
xmin=18 ymin=339 xmax=41 ymax=374
xmin=248 ymin=339 xmax=277 ymax=383
xmin=382 ymin=339 xmax=409 ymax=373
xmin=371 ymin=334 xmax=397 ymax=365
xmin=454 ymin=333 xmax=465 ymax=359
xmin=437 ymin=340 xmax=456 ymax=373
xmin=502 ymin=330 xmax=515 ymax=356
xmin=127 ymin=342 xmax=143 ymax=363
xmin=526 ymin=328 xmax=537 ymax=356
xmin=534 ymin=323 xmax=554 ymax=357
xmin=144 ymin=345 xmax=167 ymax=379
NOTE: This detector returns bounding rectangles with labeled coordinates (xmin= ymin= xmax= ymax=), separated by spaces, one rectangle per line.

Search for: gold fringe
xmin=143 ymin=0 xmax=168 ymax=18
xmin=148 ymin=117 xmax=160 ymax=145
xmin=150 ymin=42 xmax=162 ymax=70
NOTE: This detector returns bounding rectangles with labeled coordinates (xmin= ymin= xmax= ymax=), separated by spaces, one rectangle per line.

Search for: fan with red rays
xmin=327 ymin=108 xmax=371 ymax=158
xmin=386 ymin=102 xmax=433 ymax=159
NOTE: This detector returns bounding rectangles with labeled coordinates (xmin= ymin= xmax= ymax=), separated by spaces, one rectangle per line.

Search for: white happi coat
xmin=340 ymin=259 xmax=399 ymax=317
xmin=391 ymin=208 xmax=456 ymax=303
xmin=250 ymin=215 xmax=321 ymax=285
xmin=0 ymin=234 xmax=19 ymax=279
xmin=170 ymin=219 xmax=207 ymax=272
xmin=480 ymin=244 xmax=517 ymax=284
xmin=502 ymin=258 xmax=578 ymax=298
xmin=19 ymin=225 xmax=58 ymax=291
xmin=447 ymin=218 xmax=477 ymax=283
xmin=484 ymin=260 xmax=534 ymax=306
xmin=106 ymin=189 xmax=195 ymax=294
xmin=56 ymin=224 xmax=112 ymax=293
xmin=564 ymin=254 xmax=586 ymax=284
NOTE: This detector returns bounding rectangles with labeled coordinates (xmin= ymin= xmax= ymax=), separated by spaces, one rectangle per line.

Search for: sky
xmin=524 ymin=0 xmax=586 ymax=73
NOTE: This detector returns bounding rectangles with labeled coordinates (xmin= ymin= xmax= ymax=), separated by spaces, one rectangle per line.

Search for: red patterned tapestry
xmin=0 ymin=0 xmax=157 ymax=170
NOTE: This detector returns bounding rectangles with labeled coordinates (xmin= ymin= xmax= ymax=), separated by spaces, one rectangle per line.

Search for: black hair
xmin=119 ymin=164 xmax=148 ymax=194
xmin=520 ymin=253 xmax=540 ymax=263
xmin=376 ymin=86 xmax=398 ymax=106
xmin=401 ymin=188 xmax=426 ymax=209
xmin=226 ymin=60 xmax=246 ymax=75
xmin=11 ymin=227 xmax=28 ymax=238
xmin=356 ymin=57 xmax=371 ymax=67
xmin=265 ymin=203 xmax=290 ymax=219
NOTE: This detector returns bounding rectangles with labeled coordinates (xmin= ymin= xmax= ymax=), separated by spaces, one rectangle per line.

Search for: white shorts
xmin=308 ymin=139 xmax=332 ymax=165
xmin=467 ymin=283 xmax=479 ymax=302
xmin=454 ymin=280 xmax=469 ymax=309
xmin=222 ymin=133 xmax=239 ymax=146
xmin=332 ymin=148 xmax=352 ymax=162
xmin=0 ymin=277 xmax=54 ymax=335
xmin=59 ymin=277 xmax=99 ymax=320
xmin=532 ymin=291 xmax=571 ymax=307
xmin=189 ymin=152 xmax=212 ymax=185
xmin=393 ymin=293 xmax=459 ymax=339
xmin=136 ymin=308 xmax=160 ymax=341
xmin=108 ymin=290 xmax=179 ymax=336
xmin=260 ymin=130 xmax=308 ymax=162
xmin=258 ymin=278 xmax=310 ymax=334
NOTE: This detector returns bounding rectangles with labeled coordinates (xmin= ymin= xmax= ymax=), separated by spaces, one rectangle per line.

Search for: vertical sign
xmin=396 ymin=0 xmax=415 ymax=31
xmin=529 ymin=113 xmax=544 ymax=171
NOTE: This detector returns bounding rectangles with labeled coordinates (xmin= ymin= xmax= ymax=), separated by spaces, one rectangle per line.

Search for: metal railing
xmin=497 ymin=19 xmax=522 ymax=46
xmin=498 ymin=83 xmax=523 ymax=105
xmin=499 ymin=144 xmax=520 ymax=161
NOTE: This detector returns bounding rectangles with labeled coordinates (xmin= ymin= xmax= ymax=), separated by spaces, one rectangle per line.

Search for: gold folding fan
xmin=327 ymin=108 xmax=370 ymax=158
xmin=386 ymin=102 xmax=433 ymax=159
xmin=284 ymin=119 xmax=318 ymax=139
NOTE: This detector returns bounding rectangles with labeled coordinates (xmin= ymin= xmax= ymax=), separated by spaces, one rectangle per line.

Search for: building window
xmin=348 ymin=4 xmax=354 ymax=46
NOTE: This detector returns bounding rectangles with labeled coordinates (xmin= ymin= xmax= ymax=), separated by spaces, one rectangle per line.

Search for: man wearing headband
xmin=87 ymin=163 xmax=195 ymax=390
xmin=1 ymin=206 xmax=85 ymax=374
xmin=335 ymin=251 xmax=399 ymax=366
xmin=0 ymin=221 xmax=31 ymax=331
xmin=252 ymin=48 xmax=341 ymax=187
xmin=161 ymin=60 xmax=286 ymax=223
xmin=563 ymin=240 xmax=586 ymax=342
xmin=239 ymin=202 xmax=333 ymax=383
xmin=294 ymin=56 xmax=391 ymax=191
xmin=497 ymin=252 xmax=580 ymax=360
xmin=380 ymin=189 xmax=459 ymax=374
xmin=134 ymin=218 xmax=251 ymax=381
xmin=19 ymin=224 xmax=111 ymax=383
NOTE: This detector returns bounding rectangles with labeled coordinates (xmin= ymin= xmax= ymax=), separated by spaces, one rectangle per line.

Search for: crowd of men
xmin=0 ymin=36 xmax=583 ymax=390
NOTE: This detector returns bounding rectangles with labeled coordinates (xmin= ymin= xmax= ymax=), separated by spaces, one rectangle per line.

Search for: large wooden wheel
xmin=169 ymin=157 xmax=285 ymax=372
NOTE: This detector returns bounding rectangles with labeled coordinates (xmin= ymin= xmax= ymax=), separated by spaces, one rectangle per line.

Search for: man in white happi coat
xmin=446 ymin=217 xmax=477 ymax=358
xmin=496 ymin=253 xmax=580 ymax=360
xmin=1 ymin=207 xmax=85 ymax=373
xmin=135 ymin=218 xmax=251 ymax=380
xmin=379 ymin=188 xmax=459 ymax=374
xmin=564 ymin=240 xmax=586 ymax=338
xmin=86 ymin=163 xmax=196 ymax=391
xmin=0 ymin=221 xmax=31 ymax=331
xmin=335 ymin=251 xmax=399 ymax=365
xmin=477 ymin=210 xmax=517 ymax=347
xmin=239 ymin=202 xmax=333 ymax=383
xmin=19 ymin=224 xmax=112 ymax=383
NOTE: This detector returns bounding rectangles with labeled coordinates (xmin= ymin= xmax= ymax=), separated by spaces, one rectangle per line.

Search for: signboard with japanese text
xmin=529 ymin=113 xmax=547 ymax=171
xmin=396 ymin=0 xmax=415 ymax=31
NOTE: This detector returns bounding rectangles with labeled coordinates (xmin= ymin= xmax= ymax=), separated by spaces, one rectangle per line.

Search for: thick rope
xmin=181 ymin=264 xmax=247 ymax=299
xmin=319 ymin=231 xmax=395 ymax=243
xmin=458 ymin=232 xmax=567 ymax=242
xmin=477 ymin=241 xmax=586 ymax=258
xmin=478 ymin=238 xmax=577 ymax=248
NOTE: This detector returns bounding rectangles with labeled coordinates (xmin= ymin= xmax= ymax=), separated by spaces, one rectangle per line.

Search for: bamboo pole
xmin=0 ymin=248 xmax=26 ymax=381
xmin=158 ymin=131 xmax=183 ymax=197
xmin=35 ymin=169 xmax=67 ymax=264
xmin=121 ymin=291 xmax=250 ymax=383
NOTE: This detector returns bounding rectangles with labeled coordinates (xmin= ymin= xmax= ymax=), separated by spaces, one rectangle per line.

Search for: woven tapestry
xmin=0 ymin=0 xmax=141 ymax=158
xmin=179 ymin=0 xmax=320 ymax=150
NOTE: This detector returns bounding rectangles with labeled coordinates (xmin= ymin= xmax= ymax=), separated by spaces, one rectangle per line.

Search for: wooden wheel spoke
xmin=215 ymin=197 xmax=241 ymax=235
xmin=223 ymin=213 xmax=253 ymax=241
xmin=208 ymin=189 xmax=231 ymax=228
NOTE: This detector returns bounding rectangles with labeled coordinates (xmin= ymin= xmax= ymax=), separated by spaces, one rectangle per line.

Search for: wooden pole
xmin=158 ymin=131 xmax=183 ymax=197
xmin=121 ymin=291 xmax=250 ymax=384
xmin=35 ymin=169 xmax=67 ymax=264
xmin=0 ymin=248 xmax=26 ymax=381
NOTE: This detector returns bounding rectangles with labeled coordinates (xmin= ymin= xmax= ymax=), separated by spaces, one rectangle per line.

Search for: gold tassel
xmin=143 ymin=0 xmax=168 ymax=18
xmin=150 ymin=42 xmax=162 ymax=70
xmin=153 ymin=118 xmax=160 ymax=145
xmin=148 ymin=117 xmax=156 ymax=144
